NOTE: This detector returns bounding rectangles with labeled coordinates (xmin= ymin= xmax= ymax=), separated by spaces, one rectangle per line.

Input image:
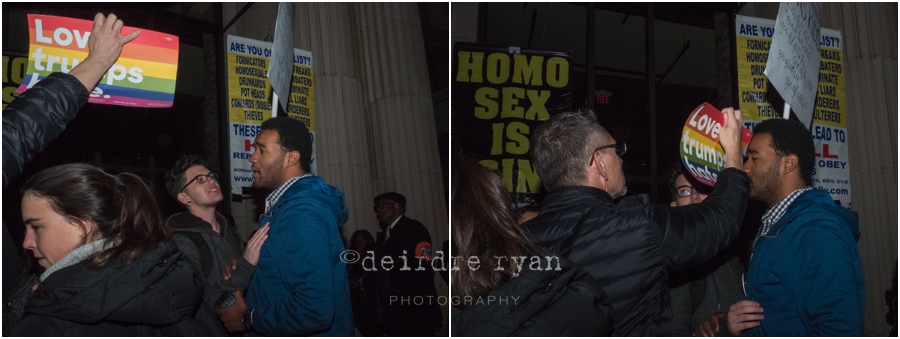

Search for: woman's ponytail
xmin=22 ymin=164 xmax=169 ymax=269
xmin=90 ymin=172 xmax=169 ymax=267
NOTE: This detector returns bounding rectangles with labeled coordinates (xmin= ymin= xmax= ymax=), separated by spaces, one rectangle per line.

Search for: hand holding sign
xmin=680 ymin=103 xmax=753 ymax=186
xmin=719 ymin=107 xmax=744 ymax=169
xmin=20 ymin=14 xmax=177 ymax=107
xmin=69 ymin=13 xmax=141 ymax=92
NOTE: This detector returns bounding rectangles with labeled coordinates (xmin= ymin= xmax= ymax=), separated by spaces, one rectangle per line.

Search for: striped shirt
xmin=265 ymin=173 xmax=314 ymax=213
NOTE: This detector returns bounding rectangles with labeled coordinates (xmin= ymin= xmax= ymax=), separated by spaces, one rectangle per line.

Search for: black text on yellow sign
xmin=2 ymin=56 xmax=28 ymax=110
xmin=456 ymin=51 xmax=570 ymax=194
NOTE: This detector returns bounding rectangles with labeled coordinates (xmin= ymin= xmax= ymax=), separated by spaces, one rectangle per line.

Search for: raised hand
xmin=719 ymin=107 xmax=744 ymax=169
xmin=69 ymin=13 xmax=141 ymax=91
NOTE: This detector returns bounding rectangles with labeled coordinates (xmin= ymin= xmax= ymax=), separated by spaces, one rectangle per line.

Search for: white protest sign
xmin=268 ymin=2 xmax=295 ymax=115
xmin=764 ymin=2 xmax=821 ymax=129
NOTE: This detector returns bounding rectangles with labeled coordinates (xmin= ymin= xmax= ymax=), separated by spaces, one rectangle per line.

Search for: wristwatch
xmin=242 ymin=309 xmax=255 ymax=333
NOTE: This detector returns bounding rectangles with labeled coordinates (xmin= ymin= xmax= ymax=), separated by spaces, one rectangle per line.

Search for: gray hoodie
xmin=166 ymin=211 xmax=255 ymax=307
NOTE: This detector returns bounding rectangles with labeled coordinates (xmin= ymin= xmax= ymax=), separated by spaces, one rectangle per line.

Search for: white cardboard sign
xmin=764 ymin=2 xmax=821 ymax=129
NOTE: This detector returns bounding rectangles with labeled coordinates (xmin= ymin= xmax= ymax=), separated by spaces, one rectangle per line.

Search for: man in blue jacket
xmin=215 ymin=116 xmax=353 ymax=336
xmin=718 ymin=118 xmax=865 ymax=336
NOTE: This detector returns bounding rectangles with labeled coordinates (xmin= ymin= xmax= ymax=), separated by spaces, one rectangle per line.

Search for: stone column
xmin=355 ymin=3 xmax=448 ymax=245
xmin=295 ymin=3 xmax=377 ymax=238
xmin=355 ymin=3 xmax=450 ymax=326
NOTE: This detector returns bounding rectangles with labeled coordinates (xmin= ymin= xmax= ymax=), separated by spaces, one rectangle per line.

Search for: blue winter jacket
xmin=744 ymin=189 xmax=865 ymax=336
xmin=245 ymin=176 xmax=353 ymax=336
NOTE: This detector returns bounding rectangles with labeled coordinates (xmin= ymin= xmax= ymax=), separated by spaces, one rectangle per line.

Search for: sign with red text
xmin=736 ymin=14 xmax=850 ymax=202
xmin=226 ymin=35 xmax=315 ymax=195
xmin=680 ymin=103 xmax=753 ymax=186
xmin=18 ymin=14 xmax=178 ymax=107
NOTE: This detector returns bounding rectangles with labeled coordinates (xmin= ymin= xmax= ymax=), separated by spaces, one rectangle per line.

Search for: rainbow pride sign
xmin=680 ymin=103 xmax=753 ymax=186
xmin=17 ymin=14 xmax=178 ymax=108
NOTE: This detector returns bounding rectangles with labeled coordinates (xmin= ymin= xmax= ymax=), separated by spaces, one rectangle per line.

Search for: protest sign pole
xmin=272 ymin=92 xmax=278 ymax=118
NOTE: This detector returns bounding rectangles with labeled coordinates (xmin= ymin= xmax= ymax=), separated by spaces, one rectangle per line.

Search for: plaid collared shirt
xmin=265 ymin=173 xmax=313 ymax=213
xmin=758 ymin=187 xmax=813 ymax=239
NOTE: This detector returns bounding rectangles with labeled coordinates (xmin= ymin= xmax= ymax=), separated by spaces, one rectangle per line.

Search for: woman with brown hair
xmin=13 ymin=164 xmax=223 ymax=336
xmin=451 ymin=155 xmax=614 ymax=336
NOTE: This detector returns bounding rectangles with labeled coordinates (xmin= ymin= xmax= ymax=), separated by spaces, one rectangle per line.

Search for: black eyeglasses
xmin=589 ymin=142 xmax=627 ymax=165
xmin=181 ymin=172 xmax=218 ymax=192
xmin=674 ymin=185 xmax=697 ymax=198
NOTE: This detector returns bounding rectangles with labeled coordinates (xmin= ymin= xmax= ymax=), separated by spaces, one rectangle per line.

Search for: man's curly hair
xmin=753 ymin=118 xmax=815 ymax=186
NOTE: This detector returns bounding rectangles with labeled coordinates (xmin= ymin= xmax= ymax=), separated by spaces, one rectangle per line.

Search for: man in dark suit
xmin=373 ymin=192 xmax=441 ymax=336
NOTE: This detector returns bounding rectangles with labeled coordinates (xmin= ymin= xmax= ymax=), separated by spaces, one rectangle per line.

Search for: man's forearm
xmin=227 ymin=257 xmax=256 ymax=291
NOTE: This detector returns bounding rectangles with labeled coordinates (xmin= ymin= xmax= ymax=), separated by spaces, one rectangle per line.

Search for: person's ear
xmin=71 ymin=218 xmax=95 ymax=243
xmin=284 ymin=150 xmax=301 ymax=167
xmin=782 ymin=154 xmax=799 ymax=176
xmin=177 ymin=192 xmax=192 ymax=205
xmin=595 ymin=154 xmax=610 ymax=182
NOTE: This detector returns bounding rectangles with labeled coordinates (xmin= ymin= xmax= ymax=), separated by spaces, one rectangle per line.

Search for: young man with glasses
xmin=164 ymin=154 xmax=269 ymax=334
xmin=523 ymin=108 xmax=750 ymax=336
xmin=664 ymin=162 xmax=745 ymax=336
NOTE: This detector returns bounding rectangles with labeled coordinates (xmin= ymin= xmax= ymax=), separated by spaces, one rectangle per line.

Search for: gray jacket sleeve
xmin=668 ymin=284 xmax=694 ymax=336
xmin=171 ymin=233 xmax=220 ymax=307
xmin=171 ymin=233 xmax=206 ymax=282
xmin=226 ymin=257 xmax=256 ymax=291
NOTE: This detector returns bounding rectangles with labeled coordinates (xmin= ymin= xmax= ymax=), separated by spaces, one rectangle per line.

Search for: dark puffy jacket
xmin=452 ymin=255 xmax=614 ymax=336
xmin=13 ymin=241 xmax=226 ymax=336
xmin=2 ymin=72 xmax=87 ymax=297
xmin=523 ymin=168 xmax=750 ymax=336
xmin=2 ymin=72 xmax=87 ymax=188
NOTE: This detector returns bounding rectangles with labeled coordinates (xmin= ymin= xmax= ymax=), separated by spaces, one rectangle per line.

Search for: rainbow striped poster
xmin=680 ymin=103 xmax=753 ymax=186
xmin=17 ymin=14 xmax=178 ymax=108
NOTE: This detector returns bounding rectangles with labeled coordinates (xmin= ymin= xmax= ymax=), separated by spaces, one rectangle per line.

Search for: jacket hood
xmin=275 ymin=175 xmax=349 ymax=228
xmin=166 ymin=211 xmax=227 ymax=232
xmin=25 ymin=241 xmax=203 ymax=326
xmin=783 ymin=189 xmax=860 ymax=241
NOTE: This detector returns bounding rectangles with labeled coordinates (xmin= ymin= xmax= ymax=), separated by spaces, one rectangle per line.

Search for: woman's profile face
xmin=21 ymin=193 xmax=85 ymax=269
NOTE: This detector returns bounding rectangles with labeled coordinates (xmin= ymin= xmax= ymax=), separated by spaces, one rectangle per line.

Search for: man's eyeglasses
xmin=181 ymin=172 xmax=219 ymax=192
xmin=674 ymin=185 xmax=697 ymax=198
xmin=589 ymin=142 xmax=627 ymax=165
xmin=373 ymin=202 xmax=397 ymax=212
